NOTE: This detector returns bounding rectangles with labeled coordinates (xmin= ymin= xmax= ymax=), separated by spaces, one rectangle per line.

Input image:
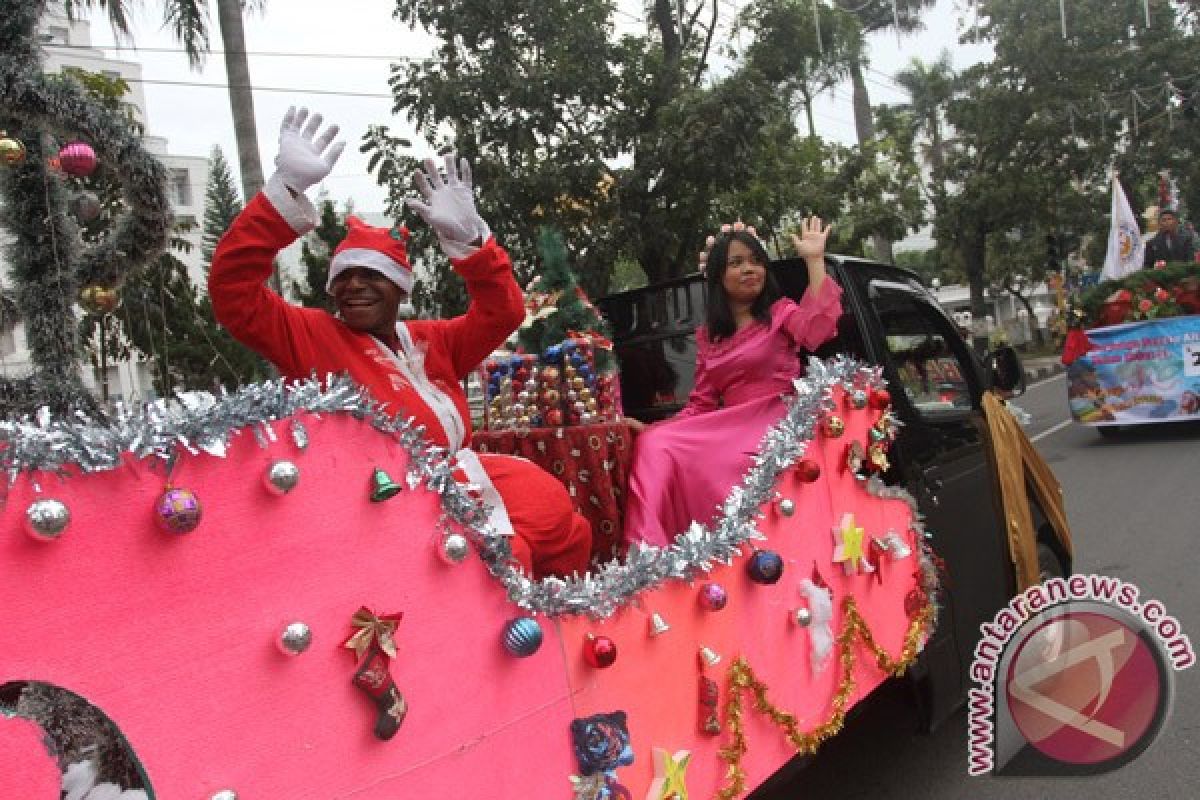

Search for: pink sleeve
xmin=776 ymin=278 xmax=843 ymax=351
xmin=673 ymin=328 xmax=720 ymax=419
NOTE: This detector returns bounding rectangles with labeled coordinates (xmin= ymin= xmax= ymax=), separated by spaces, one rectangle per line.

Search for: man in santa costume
xmin=210 ymin=107 xmax=592 ymax=578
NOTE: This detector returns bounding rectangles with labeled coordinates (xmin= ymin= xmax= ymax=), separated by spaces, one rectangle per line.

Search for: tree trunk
xmin=849 ymin=59 xmax=893 ymax=263
xmin=215 ymin=0 xmax=276 ymax=290
xmin=964 ymin=226 xmax=990 ymax=354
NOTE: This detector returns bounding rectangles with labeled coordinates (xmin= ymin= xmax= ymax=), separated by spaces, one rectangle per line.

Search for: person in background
xmin=1144 ymin=208 xmax=1196 ymax=266
xmin=209 ymin=107 xmax=592 ymax=579
xmin=622 ymin=219 xmax=843 ymax=547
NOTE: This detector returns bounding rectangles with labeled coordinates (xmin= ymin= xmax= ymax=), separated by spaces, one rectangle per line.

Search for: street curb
xmin=1023 ymin=362 xmax=1065 ymax=383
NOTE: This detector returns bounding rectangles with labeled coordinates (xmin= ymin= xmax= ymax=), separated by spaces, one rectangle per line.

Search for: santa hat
xmin=326 ymin=216 xmax=413 ymax=293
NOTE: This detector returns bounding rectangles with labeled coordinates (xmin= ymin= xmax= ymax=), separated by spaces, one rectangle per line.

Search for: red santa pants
xmin=476 ymin=453 xmax=593 ymax=579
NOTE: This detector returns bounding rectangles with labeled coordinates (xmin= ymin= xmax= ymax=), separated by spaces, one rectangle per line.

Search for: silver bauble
xmin=72 ymin=190 xmax=102 ymax=222
xmin=264 ymin=460 xmax=300 ymax=495
xmin=777 ymin=498 xmax=796 ymax=517
xmin=25 ymin=498 xmax=70 ymax=540
xmin=793 ymin=607 xmax=812 ymax=627
xmin=278 ymin=622 xmax=312 ymax=655
xmin=210 ymin=791 xmax=239 ymax=800
xmin=439 ymin=532 xmax=471 ymax=565
xmin=849 ymin=389 xmax=869 ymax=409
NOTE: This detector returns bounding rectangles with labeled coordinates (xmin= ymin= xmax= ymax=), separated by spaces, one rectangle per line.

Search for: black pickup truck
xmin=597 ymin=256 xmax=1074 ymax=757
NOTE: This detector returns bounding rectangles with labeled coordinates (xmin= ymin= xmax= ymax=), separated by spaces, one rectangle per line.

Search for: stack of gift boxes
xmin=483 ymin=337 xmax=620 ymax=430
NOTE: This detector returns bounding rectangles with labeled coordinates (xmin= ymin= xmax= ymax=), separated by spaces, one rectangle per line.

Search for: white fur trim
xmin=454 ymin=448 xmax=514 ymax=537
xmin=263 ymin=172 xmax=318 ymax=234
xmin=327 ymin=249 xmax=414 ymax=293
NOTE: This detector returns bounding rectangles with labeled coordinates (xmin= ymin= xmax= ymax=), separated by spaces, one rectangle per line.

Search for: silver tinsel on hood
xmin=0 ymin=357 xmax=938 ymax=622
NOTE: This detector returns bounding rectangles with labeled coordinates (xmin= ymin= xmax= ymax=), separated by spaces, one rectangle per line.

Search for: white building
xmin=1 ymin=6 xmax=209 ymax=405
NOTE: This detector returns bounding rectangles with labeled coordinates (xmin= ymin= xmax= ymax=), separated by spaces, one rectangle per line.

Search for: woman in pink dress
xmin=622 ymin=218 xmax=842 ymax=547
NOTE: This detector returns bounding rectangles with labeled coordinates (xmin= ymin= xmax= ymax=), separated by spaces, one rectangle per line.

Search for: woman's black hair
xmin=703 ymin=230 xmax=779 ymax=342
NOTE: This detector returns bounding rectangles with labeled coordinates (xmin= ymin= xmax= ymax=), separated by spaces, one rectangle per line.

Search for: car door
xmin=860 ymin=277 xmax=1016 ymax=726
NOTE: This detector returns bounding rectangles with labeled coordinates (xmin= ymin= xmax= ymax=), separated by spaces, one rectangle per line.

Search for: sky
xmin=75 ymin=0 xmax=992 ymax=214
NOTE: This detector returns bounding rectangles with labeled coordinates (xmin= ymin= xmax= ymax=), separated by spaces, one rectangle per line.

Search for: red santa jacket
xmin=209 ymin=193 xmax=524 ymax=451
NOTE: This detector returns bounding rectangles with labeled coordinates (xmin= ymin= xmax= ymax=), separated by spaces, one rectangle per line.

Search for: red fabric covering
xmin=1061 ymin=328 xmax=1095 ymax=366
xmin=473 ymin=423 xmax=634 ymax=564
xmin=210 ymin=193 xmax=592 ymax=577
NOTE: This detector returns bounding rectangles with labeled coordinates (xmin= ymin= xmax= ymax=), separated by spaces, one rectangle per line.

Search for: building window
xmin=46 ymin=26 xmax=69 ymax=45
xmin=101 ymin=69 xmax=122 ymax=82
xmin=170 ymin=168 xmax=193 ymax=207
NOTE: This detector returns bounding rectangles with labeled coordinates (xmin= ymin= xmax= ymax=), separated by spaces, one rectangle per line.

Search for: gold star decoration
xmin=647 ymin=747 xmax=691 ymax=800
xmin=832 ymin=512 xmax=874 ymax=575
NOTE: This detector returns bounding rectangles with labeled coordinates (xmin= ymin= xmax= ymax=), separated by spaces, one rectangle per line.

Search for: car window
xmin=871 ymin=283 xmax=972 ymax=416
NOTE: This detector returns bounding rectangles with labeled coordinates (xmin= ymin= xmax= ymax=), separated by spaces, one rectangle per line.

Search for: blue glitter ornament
xmin=746 ymin=550 xmax=785 ymax=584
xmin=502 ymin=616 xmax=543 ymax=657
xmin=545 ymin=344 xmax=563 ymax=363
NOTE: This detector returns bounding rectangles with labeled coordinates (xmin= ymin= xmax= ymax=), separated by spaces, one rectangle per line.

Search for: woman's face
xmin=721 ymin=239 xmax=766 ymax=306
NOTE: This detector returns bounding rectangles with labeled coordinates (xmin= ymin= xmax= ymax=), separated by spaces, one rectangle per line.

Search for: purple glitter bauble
xmin=155 ymin=487 xmax=202 ymax=534
xmin=698 ymin=582 xmax=728 ymax=611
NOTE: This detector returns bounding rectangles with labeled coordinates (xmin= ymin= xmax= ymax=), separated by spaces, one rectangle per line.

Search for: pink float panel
xmin=1 ymin=414 xmax=576 ymax=798
xmin=0 ymin=390 xmax=925 ymax=798
xmin=559 ymin=390 xmax=922 ymax=795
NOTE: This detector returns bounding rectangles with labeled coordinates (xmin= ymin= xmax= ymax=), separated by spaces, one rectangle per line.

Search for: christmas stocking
xmin=352 ymin=643 xmax=407 ymax=741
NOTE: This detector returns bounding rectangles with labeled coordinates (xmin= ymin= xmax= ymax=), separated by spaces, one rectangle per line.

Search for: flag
xmin=1101 ymin=175 xmax=1145 ymax=280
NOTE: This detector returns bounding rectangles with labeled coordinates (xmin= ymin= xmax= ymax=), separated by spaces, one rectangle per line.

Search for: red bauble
xmin=58 ymin=141 xmax=98 ymax=177
xmin=868 ymin=388 xmax=892 ymax=410
xmin=584 ymin=634 xmax=618 ymax=668
xmin=795 ymin=459 xmax=821 ymax=483
xmin=545 ymin=409 xmax=564 ymax=426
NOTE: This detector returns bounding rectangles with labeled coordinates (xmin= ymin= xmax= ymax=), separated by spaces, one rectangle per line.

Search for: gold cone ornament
xmin=369 ymin=467 xmax=403 ymax=502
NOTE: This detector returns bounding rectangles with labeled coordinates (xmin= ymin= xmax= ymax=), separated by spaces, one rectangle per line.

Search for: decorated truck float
xmin=1065 ymin=263 xmax=1200 ymax=434
xmin=1 ymin=256 xmax=1073 ymax=799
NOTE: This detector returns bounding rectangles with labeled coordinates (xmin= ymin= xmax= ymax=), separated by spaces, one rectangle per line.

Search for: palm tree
xmin=836 ymin=0 xmax=936 ymax=262
xmin=65 ymin=1 xmax=272 ymax=284
xmin=893 ymin=51 xmax=954 ymax=199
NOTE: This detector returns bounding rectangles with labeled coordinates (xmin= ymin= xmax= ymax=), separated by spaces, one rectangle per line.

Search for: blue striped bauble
xmin=502 ymin=617 xmax=543 ymax=657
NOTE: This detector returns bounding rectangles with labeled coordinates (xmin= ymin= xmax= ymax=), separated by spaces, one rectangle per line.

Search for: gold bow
xmin=344 ymin=606 xmax=403 ymax=660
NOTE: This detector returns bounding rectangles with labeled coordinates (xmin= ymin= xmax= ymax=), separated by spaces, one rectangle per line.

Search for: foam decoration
xmin=645 ymin=747 xmax=691 ymax=800
xmin=0 ymin=377 xmax=930 ymax=797
xmin=798 ymin=578 xmax=835 ymax=673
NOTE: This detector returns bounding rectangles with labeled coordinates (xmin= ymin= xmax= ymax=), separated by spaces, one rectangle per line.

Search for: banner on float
xmin=1067 ymin=314 xmax=1200 ymax=425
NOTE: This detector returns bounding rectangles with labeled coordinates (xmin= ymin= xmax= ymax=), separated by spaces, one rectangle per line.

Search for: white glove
xmin=273 ymin=106 xmax=345 ymax=195
xmin=405 ymin=154 xmax=491 ymax=259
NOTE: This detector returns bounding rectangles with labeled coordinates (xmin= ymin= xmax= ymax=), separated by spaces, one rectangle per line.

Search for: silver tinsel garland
xmin=0 ymin=357 xmax=940 ymax=623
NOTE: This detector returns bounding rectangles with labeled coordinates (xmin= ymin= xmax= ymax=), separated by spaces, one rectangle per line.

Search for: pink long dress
xmin=622 ymin=279 xmax=843 ymax=547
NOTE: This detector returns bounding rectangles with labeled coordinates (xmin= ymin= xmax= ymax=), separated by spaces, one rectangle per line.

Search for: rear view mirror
xmin=989 ymin=345 xmax=1026 ymax=395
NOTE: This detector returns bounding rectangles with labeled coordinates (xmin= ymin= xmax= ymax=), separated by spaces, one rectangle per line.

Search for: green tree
xmin=742 ymin=0 xmax=858 ymax=139
xmin=294 ymin=194 xmax=348 ymax=312
xmin=939 ymin=0 xmax=1200 ymax=347
xmin=201 ymin=144 xmax=241 ymax=265
xmin=368 ymin=0 xmax=829 ymax=297
xmin=66 ymin=0 xmax=278 ymax=287
xmin=892 ymin=51 xmax=954 ymax=201
xmin=837 ymin=0 xmax=937 ymax=263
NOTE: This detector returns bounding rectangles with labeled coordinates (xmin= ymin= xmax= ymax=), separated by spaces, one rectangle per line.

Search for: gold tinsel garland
xmin=716 ymin=596 xmax=936 ymax=799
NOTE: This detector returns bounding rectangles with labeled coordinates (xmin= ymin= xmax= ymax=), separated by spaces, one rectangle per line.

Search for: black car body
xmin=597 ymin=256 xmax=1074 ymax=737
